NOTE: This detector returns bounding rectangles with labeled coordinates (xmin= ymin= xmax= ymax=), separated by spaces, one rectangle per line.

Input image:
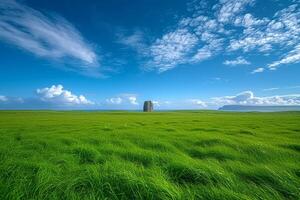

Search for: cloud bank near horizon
xmin=0 ymin=85 xmax=95 ymax=109
xmin=1 ymin=85 xmax=300 ymax=110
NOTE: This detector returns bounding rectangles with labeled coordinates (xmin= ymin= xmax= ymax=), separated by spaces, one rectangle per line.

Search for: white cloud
xmin=152 ymin=100 xmax=171 ymax=107
xmin=228 ymin=4 xmax=300 ymax=70
xmin=263 ymin=86 xmax=300 ymax=92
xmin=106 ymin=97 xmax=122 ymax=104
xmin=212 ymin=91 xmax=300 ymax=106
xmin=166 ymin=91 xmax=296 ymax=109
xmin=128 ymin=96 xmax=138 ymax=105
xmin=152 ymin=101 xmax=160 ymax=106
xmin=223 ymin=3 xmax=300 ymax=71
xmin=105 ymin=94 xmax=139 ymax=106
xmin=177 ymin=1 xmax=300 ymax=72
xmin=117 ymin=30 xmax=146 ymax=53
xmin=2 ymin=89 xmax=300 ymax=110
xmin=263 ymin=87 xmax=279 ymax=91
xmin=36 ymin=85 xmax=94 ymax=105
xmin=229 ymin=5 xmax=300 ymax=53
xmin=0 ymin=95 xmax=24 ymax=107
xmin=217 ymin=0 xmax=254 ymax=23
xmin=0 ymin=95 xmax=24 ymax=103
xmin=268 ymin=44 xmax=300 ymax=70
xmin=223 ymin=56 xmax=250 ymax=66
xmin=0 ymin=0 xmax=98 ymax=73
xmin=148 ymin=28 xmax=198 ymax=72
xmin=188 ymin=99 xmax=207 ymax=107
xmin=143 ymin=0 xmax=256 ymax=72
xmin=149 ymin=99 xmax=207 ymax=110
xmin=0 ymin=95 xmax=8 ymax=102
xmin=251 ymin=67 xmax=264 ymax=74
xmin=191 ymin=47 xmax=212 ymax=62
xmin=234 ymin=13 xmax=269 ymax=27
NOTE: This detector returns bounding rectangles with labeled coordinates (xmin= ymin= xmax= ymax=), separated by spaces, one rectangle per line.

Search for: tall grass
xmin=0 ymin=111 xmax=299 ymax=199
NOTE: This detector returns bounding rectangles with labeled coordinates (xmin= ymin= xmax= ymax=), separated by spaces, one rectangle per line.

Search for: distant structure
xmin=143 ymin=101 xmax=153 ymax=112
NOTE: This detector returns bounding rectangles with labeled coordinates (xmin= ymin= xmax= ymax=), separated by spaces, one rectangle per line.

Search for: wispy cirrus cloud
xmin=251 ymin=67 xmax=264 ymax=74
xmin=116 ymin=30 xmax=146 ymax=53
xmin=268 ymin=44 xmax=300 ymax=70
xmin=263 ymin=87 xmax=279 ymax=91
xmin=0 ymin=0 xmax=98 ymax=75
xmin=263 ymin=85 xmax=300 ymax=91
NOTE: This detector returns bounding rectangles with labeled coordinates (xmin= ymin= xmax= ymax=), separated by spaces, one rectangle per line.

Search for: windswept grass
xmin=0 ymin=111 xmax=299 ymax=199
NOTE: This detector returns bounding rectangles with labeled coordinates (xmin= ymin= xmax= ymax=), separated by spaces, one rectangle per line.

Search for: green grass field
xmin=0 ymin=111 xmax=299 ymax=200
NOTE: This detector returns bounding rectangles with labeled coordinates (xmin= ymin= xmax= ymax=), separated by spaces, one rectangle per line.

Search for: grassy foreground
xmin=0 ymin=111 xmax=299 ymax=200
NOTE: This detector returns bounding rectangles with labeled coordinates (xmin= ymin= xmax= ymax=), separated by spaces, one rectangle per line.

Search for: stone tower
xmin=143 ymin=101 xmax=153 ymax=112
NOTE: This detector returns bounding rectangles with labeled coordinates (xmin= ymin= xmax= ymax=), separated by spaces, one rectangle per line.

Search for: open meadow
xmin=0 ymin=111 xmax=299 ymax=200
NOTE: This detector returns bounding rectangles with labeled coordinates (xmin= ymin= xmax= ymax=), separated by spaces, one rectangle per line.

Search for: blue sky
xmin=0 ymin=0 xmax=300 ymax=109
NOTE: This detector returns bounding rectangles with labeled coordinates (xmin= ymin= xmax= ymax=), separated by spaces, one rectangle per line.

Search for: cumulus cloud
xmin=36 ymin=85 xmax=94 ymax=105
xmin=251 ymin=67 xmax=264 ymax=74
xmin=0 ymin=85 xmax=96 ymax=110
xmin=0 ymin=0 xmax=98 ymax=74
xmin=223 ymin=56 xmax=250 ymax=66
xmin=128 ymin=96 xmax=138 ymax=105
